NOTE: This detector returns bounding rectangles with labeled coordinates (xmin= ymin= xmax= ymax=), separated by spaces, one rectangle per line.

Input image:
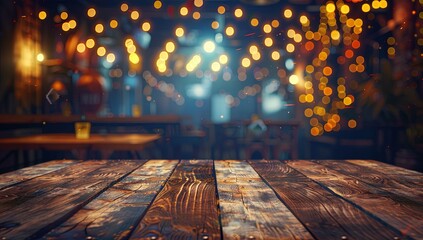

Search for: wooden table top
xmin=0 ymin=159 xmax=421 ymax=239
xmin=0 ymin=133 xmax=161 ymax=149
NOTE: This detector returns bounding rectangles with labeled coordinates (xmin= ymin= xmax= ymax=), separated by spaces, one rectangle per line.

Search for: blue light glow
xmin=285 ymin=59 xmax=294 ymax=70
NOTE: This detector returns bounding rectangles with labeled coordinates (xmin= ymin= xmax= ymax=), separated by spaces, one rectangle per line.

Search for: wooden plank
xmin=0 ymin=160 xmax=80 ymax=190
xmin=249 ymin=160 xmax=400 ymax=239
xmin=0 ymin=160 xmax=144 ymax=239
xmin=317 ymin=160 xmax=423 ymax=200
xmin=347 ymin=159 xmax=423 ymax=188
xmin=215 ymin=160 xmax=313 ymax=240
xmin=44 ymin=160 xmax=178 ymax=239
xmin=347 ymin=159 xmax=422 ymax=176
xmin=287 ymin=160 xmax=423 ymax=239
xmin=129 ymin=160 xmax=220 ymax=240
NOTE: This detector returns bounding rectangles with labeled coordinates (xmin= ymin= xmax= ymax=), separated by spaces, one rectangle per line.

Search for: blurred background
xmin=0 ymin=0 xmax=422 ymax=172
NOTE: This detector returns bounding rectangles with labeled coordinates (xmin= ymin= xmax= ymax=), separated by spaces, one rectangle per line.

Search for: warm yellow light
xmin=250 ymin=18 xmax=259 ymax=27
xmin=97 ymin=46 xmax=106 ymax=56
xmin=62 ymin=22 xmax=70 ymax=32
xmin=304 ymin=108 xmax=313 ymax=118
xmin=241 ymin=57 xmax=251 ymax=68
xmin=326 ymin=3 xmax=336 ymax=13
xmin=77 ymin=43 xmax=86 ymax=53
xmin=125 ymin=39 xmax=134 ymax=48
xmin=249 ymin=45 xmax=258 ymax=55
xmin=193 ymin=12 xmax=201 ymax=20
xmin=331 ymin=30 xmax=340 ymax=40
xmin=286 ymin=43 xmax=295 ymax=53
xmin=175 ymin=27 xmax=185 ymax=37
xmin=299 ymin=15 xmax=308 ymax=24
xmin=219 ymin=54 xmax=228 ymax=64
xmin=355 ymin=19 xmax=363 ymax=27
xmin=158 ymin=64 xmax=167 ymax=73
xmin=36 ymin=53 xmax=44 ymax=62
xmin=323 ymin=87 xmax=332 ymax=96
xmin=305 ymin=94 xmax=314 ymax=103
xmin=127 ymin=45 xmax=136 ymax=53
xmin=283 ymin=9 xmax=293 ymax=19
xmin=87 ymin=8 xmax=96 ymax=18
xmin=372 ymin=0 xmax=380 ymax=9
xmin=142 ymin=22 xmax=151 ymax=32
xmin=194 ymin=0 xmax=203 ymax=8
xmin=346 ymin=18 xmax=355 ymax=28
xmin=340 ymin=5 xmax=350 ymax=14
xmin=131 ymin=11 xmax=140 ymax=20
xmin=380 ymin=0 xmax=388 ymax=9
xmin=154 ymin=0 xmax=162 ymax=9
xmin=38 ymin=11 xmax=47 ymax=20
xmin=95 ymin=24 xmax=104 ymax=33
xmin=348 ymin=119 xmax=357 ymax=128
xmin=203 ymin=40 xmax=216 ymax=53
xmin=387 ymin=37 xmax=395 ymax=45
xmin=106 ymin=53 xmax=115 ymax=63
xmin=110 ymin=19 xmax=118 ymax=29
xmin=186 ymin=55 xmax=201 ymax=72
xmin=356 ymin=56 xmax=365 ymax=64
xmin=86 ymin=39 xmax=95 ymax=48
xmin=159 ymin=51 xmax=169 ymax=60
xmin=165 ymin=41 xmax=176 ymax=53
xmin=252 ymin=52 xmax=261 ymax=61
xmin=271 ymin=20 xmax=280 ymax=28
xmin=289 ymin=75 xmax=299 ymax=85
xmin=60 ymin=12 xmax=68 ymax=20
xmin=304 ymin=81 xmax=312 ymax=89
xmin=211 ymin=62 xmax=221 ymax=72
xmin=217 ymin=6 xmax=225 ymax=14
xmin=343 ymin=96 xmax=353 ymax=105
xmin=310 ymin=127 xmax=320 ymax=136
xmin=263 ymin=24 xmax=272 ymax=33
xmin=225 ymin=26 xmax=235 ymax=36
xmin=211 ymin=21 xmax=219 ymax=30
xmin=294 ymin=34 xmax=302 ymax=43
xmin=306 ymin=65 xmax=314 ymax=73
xmin=271 ymin=51 xmax=280 ymax=60
xmin=180 ymin=7 xmax=188 ymax=16
xmin=319 ymin=52 xmax=328 ymax=61
xmin=121 ymin=3 xmax=129 ymax=12
xmin=264 ymin=37 xmax=273 ymax=47
xmin=234 ymin=8 xmax=243 ymax=18
xmin=287 ymin=29 xmax=295 ymax=38
xmin=129 ymin=53 xmax=140 ymax=64
xmin=323 ymin=66 xmax=333 ymax=76
xmin=362 ymin=3 xmax=371 ymax=12
xmin=68 ymin=20 xmax=77 ymax=29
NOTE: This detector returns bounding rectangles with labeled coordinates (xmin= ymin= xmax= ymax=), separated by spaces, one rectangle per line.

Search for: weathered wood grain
xmin=129 ymin=160 xmax=221 ymax=240
xmin=215 ymin=160 xmax=313 ymax=240
xmin=347 ymin=159 xmax=422 ymax=176
xmin=287 ymin=160 xmax=423 ymax=239
xmin=249 ymin=160 xmax=400 ymax=240
xmin=0 ymin=160 xmax=143 ymax=239
xmin=317 ymin=160 xmax=423 ymax=201
xmin=44 ymin=160 xmax=178 ymax=239
xmin=0 ymin=160 xmax=80 ymax=190
xmin=347 ymin=159 xmax=423 ymax=188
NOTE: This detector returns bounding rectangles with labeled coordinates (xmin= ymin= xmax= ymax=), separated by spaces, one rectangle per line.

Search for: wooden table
xmin=0 ymin=133 xmax=160 ymax=159
xmin=0 ymin=159 xmax=422 ymax=239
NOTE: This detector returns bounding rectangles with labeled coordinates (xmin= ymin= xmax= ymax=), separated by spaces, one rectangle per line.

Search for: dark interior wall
xmin=0 ymin=1 xmax=16 ymax=113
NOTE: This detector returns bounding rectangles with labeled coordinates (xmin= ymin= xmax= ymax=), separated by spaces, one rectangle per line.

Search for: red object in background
xmin=167 ymin=6 xmax=175 ymax=17
xmin=75 ymin=71 xmax=105 ymax=114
